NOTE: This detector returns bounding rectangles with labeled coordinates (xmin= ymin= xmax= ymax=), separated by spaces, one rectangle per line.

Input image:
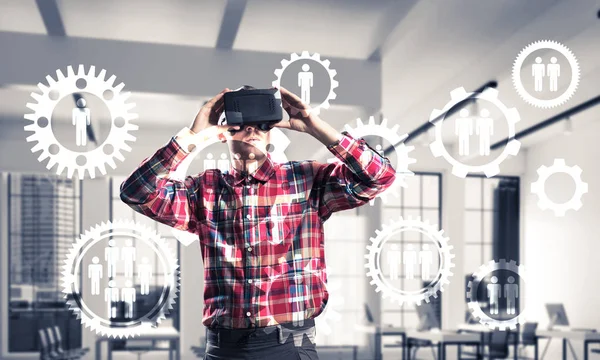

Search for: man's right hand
xmin=190 ymin=88 xmax=240 ymax=135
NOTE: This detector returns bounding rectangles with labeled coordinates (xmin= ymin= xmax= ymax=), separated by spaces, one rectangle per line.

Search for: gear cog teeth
xmin=531 ymin=158 xmax=587 ymax=216
xmin=431 ymin=87 xmax=521 ymax=177
xmin=25 ymin=102 xmax=37 ymax=112
xmin=55 ymin=69 xmax=66 ymax=81
xmin=367 ymin=218 xmax=453 ymax=307
xmin=273 ymin=52 xmax=337 ymax=114
xmin=45 ymin=75 xmax=57 ymax=87
xmin=513 ymin=40 xmax=579 ymax=108
xmin=450 ymin=87 xmax=467 ymax=100
xmin=25 ymin=65 xmax=138 ymax=179
xmin=114 ymin=82 xmax=125 ymax=93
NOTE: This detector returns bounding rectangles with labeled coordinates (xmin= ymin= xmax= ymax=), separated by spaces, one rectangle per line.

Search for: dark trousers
xmin=205 ymin=319 xmax=320 ymax=360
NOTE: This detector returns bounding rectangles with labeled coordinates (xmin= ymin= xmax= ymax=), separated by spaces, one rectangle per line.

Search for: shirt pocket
xmin=263 ymin=202 xmax=306 ymax=245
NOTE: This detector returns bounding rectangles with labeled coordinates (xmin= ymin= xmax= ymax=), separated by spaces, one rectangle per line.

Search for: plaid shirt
xmin=120 ymin=130 xmax=396 ymax=329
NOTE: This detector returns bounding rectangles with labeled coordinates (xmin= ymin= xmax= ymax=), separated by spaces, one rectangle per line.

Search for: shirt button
xmin=247 ymin=247 xmax=253 ymax=252
xmin=246 ymin=312 xmax=251 ymax=317
xmin=248 ymin=279 xmax=253 ymax=284
xmin=246 ymin=214 xmax=251 ymax=220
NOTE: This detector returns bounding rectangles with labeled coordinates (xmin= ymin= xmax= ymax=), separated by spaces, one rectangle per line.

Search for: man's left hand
xmin=274 ymin=86 xmax=323 ymax=133
xmin=274 ymin=86 xmax=341 ymax=146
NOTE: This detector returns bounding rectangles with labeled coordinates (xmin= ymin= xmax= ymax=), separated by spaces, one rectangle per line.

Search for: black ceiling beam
xmin=35 ymin=0 xmax=66 ymax=37
xmin=383 ymin=80 xmax=497 ymax=153
xmin=490 ymin=95 xmax=600 ymax=150
xmin=216 ymin=0 xmax=247 ymax=49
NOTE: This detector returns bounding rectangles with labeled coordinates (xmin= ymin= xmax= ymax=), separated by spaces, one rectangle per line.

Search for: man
xmin=120 ymin=86 xmax=396 ymax=359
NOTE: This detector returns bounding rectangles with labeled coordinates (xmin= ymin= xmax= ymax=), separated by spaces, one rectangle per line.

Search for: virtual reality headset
xmin=218 ymin=87 xmax=283 ymax=131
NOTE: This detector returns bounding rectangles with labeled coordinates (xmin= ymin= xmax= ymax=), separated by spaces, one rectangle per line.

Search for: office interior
xmin=1 ymin=1 xmax=599 ymax=359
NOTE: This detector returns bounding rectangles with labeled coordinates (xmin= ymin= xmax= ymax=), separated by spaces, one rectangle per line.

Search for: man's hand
xmin=274 ymin=86 xmax=341 ymax=146
xmin=190 ymin=88 xmax=240 ymax=136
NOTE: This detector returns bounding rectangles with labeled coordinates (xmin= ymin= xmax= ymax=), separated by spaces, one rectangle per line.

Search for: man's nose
xmin=244 ymin=125 xmax=259 ymax=133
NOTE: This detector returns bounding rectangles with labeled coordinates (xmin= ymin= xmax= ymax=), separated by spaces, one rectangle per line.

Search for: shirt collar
xmin=228 ymin=155 xmax=276 ymax=185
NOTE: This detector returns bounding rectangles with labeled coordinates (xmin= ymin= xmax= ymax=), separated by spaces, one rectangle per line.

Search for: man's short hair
xmin=240 ymin=85 xmax=257 ymax=91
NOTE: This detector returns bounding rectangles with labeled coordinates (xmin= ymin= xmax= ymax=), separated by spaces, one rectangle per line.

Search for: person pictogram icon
xmin=88 ymin=256 xmax=103 ymax=295
xmin=137 ymin=257 xmax=153 ymax=295
xmin=298 ymin=64 xmax=314 ymax=104
xmin=217 ymin=153 xmax=229 ymax=173
xmin=204 ymin=153 xmax=217 ymax=171
xmin=504 ymin=276 xmax=519 ymax=315
xmin=455 ymin=109 xmax=473 ymax=156
xmin=387 ymin=244 xmax=401 ymax=280
xmin=403 ymin=244 xmax=417 ymax=279
xmin=487 ymin=276 xmax=501 ymax=315
xmin=104 ymin=280 xmax=120 ymax=318
xmin=532 ymin=56 xmax=546 ymax=92
xmin=547 ymin=56 xmax=561 ymax=92
xmin=288 ymin=274 xmax=308 ymax=327
xmin=268 ymin=207 xmax=284 ymax=245
xmin=121 ymin=280 xmax=137 ymax=319
xmin=72 ymin=98 xmax=91 ymax=147
xmin=121 ymin=239 xmax=136 ymax=278
xmin=419 ymin=244 xmax=433 ymax=280
xmin=105 ymin=240 xmax=119 ymax=278
xmin=475 ymin=108 xmax=494 ymax=156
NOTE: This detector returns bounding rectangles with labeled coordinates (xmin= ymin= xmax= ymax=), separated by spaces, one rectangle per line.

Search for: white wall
xmin=523 ymin=119 xmax=600 ymax=357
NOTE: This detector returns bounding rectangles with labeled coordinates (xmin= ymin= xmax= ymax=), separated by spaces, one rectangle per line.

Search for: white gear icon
xmin=530 ymin=158 xmax=588 ymax=216
xmin=328 ymin=117 xmax=416 ymax=205
xmin=429 ymin=87 xmax=521 ymax=178
xmin=61 ymin=220 xmax=179 ymax=338
xmin=512 ymin=40 xmax=580 ymax=109
xmin=272 ymin=51 xmax=338 ymax=116
xmin=466 ymin=259 xmax=527 ymax=331
xmin=24 ymin=65 xmax=138 ymax=180
xmin=169 ymin=128 xmax=291 ymax=245
xmin=365 ymin=217 xmax=455 ymax=306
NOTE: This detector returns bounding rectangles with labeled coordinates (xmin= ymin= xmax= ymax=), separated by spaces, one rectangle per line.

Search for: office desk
xmin=380 ymin=327 xmax=407 ymax=360
xmin=356 ymin=325 xmax=406 ymax=360
xmin=406 ymin=330 xmax=480 ymax=360
xmin=536 ymin=329 xmax=600 ymax=360
xmin=96 ymin=326 xmax=180 ymax=360
xmin=457 ymin=323 xmax=520 ymax=360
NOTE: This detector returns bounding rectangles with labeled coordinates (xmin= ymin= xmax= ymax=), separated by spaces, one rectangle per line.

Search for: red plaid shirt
xmin=120 ymin=130 xmax=396 ymax=329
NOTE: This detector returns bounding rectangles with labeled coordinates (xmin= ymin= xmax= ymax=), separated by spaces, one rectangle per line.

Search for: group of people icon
xmin=387 ymin=244 xmax=434 ymax=281
xmin=455 ymin=108 xmax=494 ymax=157
xmin=487 ymin=275 xmax=519 ymax=315
xmin=203 ymin=152 xmax=230 ymax=172
xmin=87 ymin=239 xmax=154 ymax=319
xmin=532 ymin=56 xmax=561 ymax=92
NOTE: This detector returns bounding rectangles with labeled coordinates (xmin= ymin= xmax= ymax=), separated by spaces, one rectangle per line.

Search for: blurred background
xmin=1 ymin=0 xmax=599 ymax=359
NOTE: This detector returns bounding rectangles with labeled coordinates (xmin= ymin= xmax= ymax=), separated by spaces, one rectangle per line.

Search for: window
xmin=463 ymin=175 xmax=520 ymax=317
xmin=319 ymin=212 xmax=367 ymax=346
xmin=4 ymin=173 xmax=82 ymax=353
xmin=464 ymin=176 xmax=499 ymax=276
xmin=381 ymin=173 xmax=442 ymax=329
xmin=109 ymin=177 xmax=181 ymax=329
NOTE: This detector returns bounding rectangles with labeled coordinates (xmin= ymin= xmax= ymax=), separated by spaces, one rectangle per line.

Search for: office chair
xmin=38 ymin=329 xmax=79 ymax=360
xmin=407 ymin=337 xmax=437 ymax=360
xmin=487 ymin=331 xmax=510 ymax=360
xmin=123 ymin=339 xmax=154 ymax=360
xmin=518 ymin=322 xmax=538 ymax=359
xmin=47 ymin=326 xmax=89 ymax=358
xmin=191 ymin=336 xmax=206 ymax=358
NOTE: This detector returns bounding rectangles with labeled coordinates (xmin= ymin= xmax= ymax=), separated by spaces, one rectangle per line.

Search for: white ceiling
xmin=1 ymin=0 xmax=599 ymax=162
